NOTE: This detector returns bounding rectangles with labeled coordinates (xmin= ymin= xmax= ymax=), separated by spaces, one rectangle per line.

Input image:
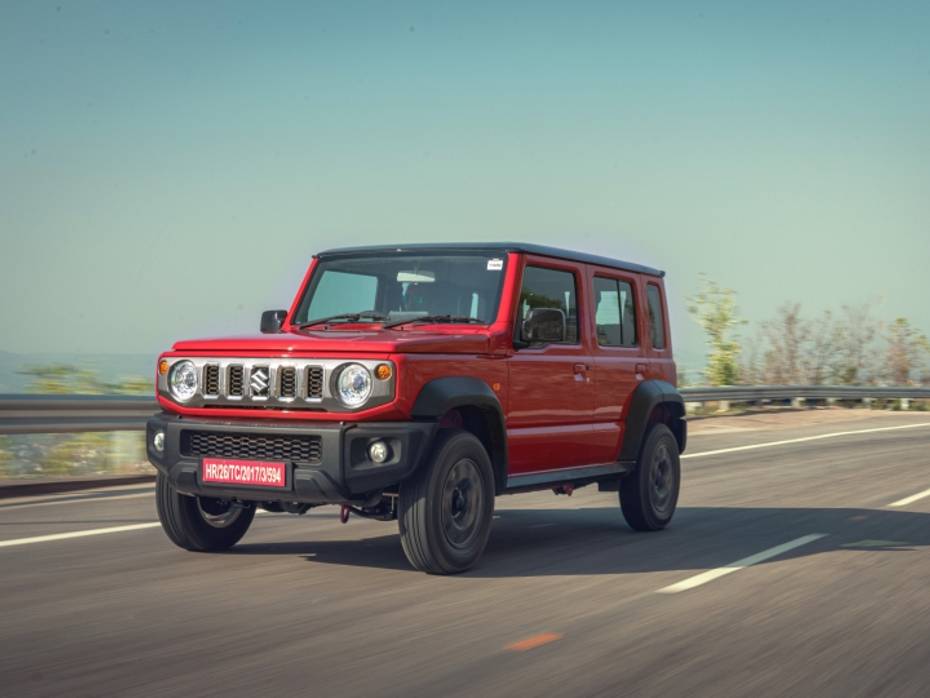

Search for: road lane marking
xmin=841 ymin=540 xmax=909 ymax=548
xmin=0 ymin=522 xmax=162 ymax=548
xmin=505 ymin=632 xmax=563 ymax=651
xmin=656 ymin=534 xmax=827 ymax=594
xmin=683 ymin=422 xmax=930 ymax=460
xmin=888 ymin=487 xmax=930 ymax=508
xmin=0 ymin=492 xmax=153 ymax=511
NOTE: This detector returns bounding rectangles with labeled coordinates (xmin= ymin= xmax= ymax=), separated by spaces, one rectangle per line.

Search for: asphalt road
xmin=2 ymin=410 xmax=930 ymax=697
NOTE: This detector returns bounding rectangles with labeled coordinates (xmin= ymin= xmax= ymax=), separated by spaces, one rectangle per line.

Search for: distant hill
xmin=0 ymin=351 xmax=156 ymax=394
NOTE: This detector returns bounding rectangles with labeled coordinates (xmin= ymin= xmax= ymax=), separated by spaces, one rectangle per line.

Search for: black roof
xmin=316 ymin=242 xmax=664 ymax=278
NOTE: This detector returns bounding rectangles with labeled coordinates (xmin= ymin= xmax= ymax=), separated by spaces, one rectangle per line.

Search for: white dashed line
xmin=683 ymin=422 xmax=930 ymax=460
xmin=656 ymin=534 xmax=827 ymax=594
xmin=888 ymin=487 xmax=930 ymax=508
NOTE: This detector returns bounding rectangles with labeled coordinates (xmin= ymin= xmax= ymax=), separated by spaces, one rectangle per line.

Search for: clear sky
xmin=2 ymin=1 xmax=928 ymax=369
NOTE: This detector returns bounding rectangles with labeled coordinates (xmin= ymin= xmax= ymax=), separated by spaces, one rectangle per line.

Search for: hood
xmin=171 ymin=327 xmax=491 ymax=355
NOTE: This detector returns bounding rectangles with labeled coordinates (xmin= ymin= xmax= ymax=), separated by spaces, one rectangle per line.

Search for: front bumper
xmin=146 ymin=413 xmax=436 ymax=504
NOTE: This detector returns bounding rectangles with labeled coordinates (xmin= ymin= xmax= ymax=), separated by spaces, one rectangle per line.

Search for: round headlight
xmin=168 ymin=360 xmax=199 ymax=402
xmin=336 ymin=363 xmax=372 ymax=408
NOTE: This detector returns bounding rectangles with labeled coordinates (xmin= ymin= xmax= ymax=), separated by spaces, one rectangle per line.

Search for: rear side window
xmin=518 ymin=266 xmax=579 ymax=344
xmin=593 ymin=277 xmax=637 ymax=347
xmin=646 ymin=283 xmax=666 ymax=349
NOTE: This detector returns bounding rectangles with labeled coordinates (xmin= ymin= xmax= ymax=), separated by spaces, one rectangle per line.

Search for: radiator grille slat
xmin=279 ymin=367 xmax=297 ymax=399
xmin=203 ymin=365 xmax=220 ymax=396
xmin=181 ymin=430 xmax=322 ymax=465
xmin=228 ymin=365 xmax=244 ymax=397
xmin=306 ymin=367 xmax=324 ymax=399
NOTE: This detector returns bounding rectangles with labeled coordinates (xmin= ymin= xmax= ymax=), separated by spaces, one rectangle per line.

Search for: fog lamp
xmin=153 ymin=431 xmax=165 ymax=453
xmin=368 ymin=440 xmax=390 ymax=464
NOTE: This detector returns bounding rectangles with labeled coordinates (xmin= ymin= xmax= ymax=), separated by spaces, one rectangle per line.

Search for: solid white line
xmin=0 ymin=507 xmax=286 ymax=549
xmin=0 ymin=522 xmax=162 ymax=549
xmin=656 ymin=534 xmax=827 ymax=594
xmin=888 ymin=487 xmax=930 ymax=508
xmin=0 ymin=492 xmax=153 ymax=512
xmin=683 ymin=422 xmax=930 ymax=460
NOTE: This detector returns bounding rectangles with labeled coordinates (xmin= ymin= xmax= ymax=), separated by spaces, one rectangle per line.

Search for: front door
xmin=507 ymin=258 xmax=597 ymax=474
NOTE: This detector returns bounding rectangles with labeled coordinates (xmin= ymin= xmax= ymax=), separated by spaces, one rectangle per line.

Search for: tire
xmin=398 ymin=430 xmax=495 ymax=574
xmin=155 ymin=472 xmax=256 ymax=551
xmin=619 ymin=423 xmax=680 ymax=531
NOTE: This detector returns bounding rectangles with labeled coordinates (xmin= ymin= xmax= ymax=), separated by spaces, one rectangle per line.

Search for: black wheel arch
xmin=619 ymin=380 xmax=687 ymax=462
xmin=411 ymin=377 xmax=509 ymax=493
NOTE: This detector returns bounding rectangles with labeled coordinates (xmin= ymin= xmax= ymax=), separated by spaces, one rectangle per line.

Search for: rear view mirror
xmin=521 ymin=307 xmax=566 ymax=344
xmin=261 ymin=309 xmax=287 ymax=334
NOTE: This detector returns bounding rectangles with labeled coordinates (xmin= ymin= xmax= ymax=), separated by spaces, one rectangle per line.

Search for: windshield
xmin=293 ymin=252 xmax=508 ymax=327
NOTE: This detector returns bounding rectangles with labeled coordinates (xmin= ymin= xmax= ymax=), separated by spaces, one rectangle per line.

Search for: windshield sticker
xmin=487 ymin=258 xmax=504 ymax=271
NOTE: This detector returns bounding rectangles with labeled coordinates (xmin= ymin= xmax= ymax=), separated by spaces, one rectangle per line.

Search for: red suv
xmin=147 ymin=243 xmax=685 ymax=573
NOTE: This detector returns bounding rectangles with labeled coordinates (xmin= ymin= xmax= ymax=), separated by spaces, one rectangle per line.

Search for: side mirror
xmin=521 ymin=307 xmax=566 ymax=345
xmin=261 ymin=309 xmax=288 ymax=334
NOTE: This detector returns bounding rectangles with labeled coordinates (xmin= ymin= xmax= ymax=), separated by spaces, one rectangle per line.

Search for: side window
xmin=307 ymin=271 xmax=378 ymax=320
xmin=646 ymin=283 xmax=666 ymax=350
xmin=594 ymin=277 xmax=637 ymax=347
xmin=519 ymin=266 xmax=579 ymax=344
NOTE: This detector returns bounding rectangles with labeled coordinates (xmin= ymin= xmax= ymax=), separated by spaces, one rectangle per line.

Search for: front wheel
xmin=619 ymin=424 xmax=680 ymax=531
xmin=155 ymin=472 xmax=255 ymax=551
xmin=398 ymin=430 xmax=495 ymax=574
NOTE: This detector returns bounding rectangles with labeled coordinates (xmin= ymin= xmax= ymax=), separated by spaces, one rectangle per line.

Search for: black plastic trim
xmin=505 ymin=461 xmax=634 ymax=493
xmin=411 ymin=377 xmax=509 ymax=492
xmin=147 ymin=414 xmax=435 ymax=504
xmin=619 ymin=380 xmax=686 ymax=462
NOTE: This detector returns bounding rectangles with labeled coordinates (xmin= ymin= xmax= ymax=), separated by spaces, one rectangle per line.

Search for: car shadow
xmin=229 ymin=506 xmax=930 ymax=577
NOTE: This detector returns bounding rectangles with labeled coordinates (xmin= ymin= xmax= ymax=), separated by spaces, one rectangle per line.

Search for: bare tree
xmin=739 ymin=331 xmax=763 ymax=385
xmin=829 ymin=303 xmax=880 ymax=384
xmin=885 ymin=317 xmax=930 ymax=384
xmin=802 ymin=309 xmax=836 ymax=384
xmin=761 ymin=303 xmax=808 ymax=384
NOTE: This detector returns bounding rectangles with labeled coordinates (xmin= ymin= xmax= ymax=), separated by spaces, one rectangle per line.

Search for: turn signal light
xmin=375 ymin=363 xmax=392 ymax=381
xmin=158 ymin=360 xmax=170 ymax=376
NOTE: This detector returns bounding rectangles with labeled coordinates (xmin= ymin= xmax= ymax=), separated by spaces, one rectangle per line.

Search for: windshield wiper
xmin=298 ymin=310 xmax=387 ymax=330
xmin=384 ymin=314 xmax=486 ymax=329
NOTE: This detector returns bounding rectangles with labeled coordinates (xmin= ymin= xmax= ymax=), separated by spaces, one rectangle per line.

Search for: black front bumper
xmin=146 ymin=413 xmax=436 ymax=504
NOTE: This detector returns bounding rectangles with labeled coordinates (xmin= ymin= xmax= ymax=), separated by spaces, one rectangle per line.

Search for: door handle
xmin=635 ymin=363 xmax=647 ymax=374
xmin=573 ymin=363 xmax=589 ymax=374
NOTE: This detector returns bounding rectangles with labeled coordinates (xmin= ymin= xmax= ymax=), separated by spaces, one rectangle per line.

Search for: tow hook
xmin=552 ymin=484 xmax=574 ymax=496
xmin=340 ymin=504 xmax=351 ymax=524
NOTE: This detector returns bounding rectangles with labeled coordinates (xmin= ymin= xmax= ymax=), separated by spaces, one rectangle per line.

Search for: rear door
xmin=643 ymin=279 xmax=676 ymax=384
xmin=506 ymin=256 xmax=597 ymax=474
xmin=588 ymin=266 xmax=643 ymax=462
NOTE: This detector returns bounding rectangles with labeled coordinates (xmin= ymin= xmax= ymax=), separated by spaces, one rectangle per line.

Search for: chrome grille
xmin=307 ymin=366 xmax=324 ymax=399
xmin=181 ymin=430 xmax=322 ymax=465
xmin=279 ymin=367 xmax=297 ymax=399
xmin=158 ymin=357 xmax=394 ymax=411
xmin=203 ymin=365 xmax=220 ymax=396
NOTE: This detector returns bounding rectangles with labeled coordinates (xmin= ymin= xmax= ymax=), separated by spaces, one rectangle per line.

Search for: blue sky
xmin=2 ymin=1 xmax=928 ymax=370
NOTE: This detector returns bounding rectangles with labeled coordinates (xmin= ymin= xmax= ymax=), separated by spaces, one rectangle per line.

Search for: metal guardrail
xmin=1 ymin=386 xmax=929 ymax=435
xmin=679 ymin=385 xmax=930 ymax=402
xmin=0 ymin=395 xmax=156 ymax=435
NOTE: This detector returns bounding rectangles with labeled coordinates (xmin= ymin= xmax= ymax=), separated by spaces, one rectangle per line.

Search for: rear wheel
xmin=155 ymin=472 xmax=256 ymax=551
xmin=619 ymin=424 xmax=680 ymax=531
xmin=398 ymin=430 xmax=495 ymax=574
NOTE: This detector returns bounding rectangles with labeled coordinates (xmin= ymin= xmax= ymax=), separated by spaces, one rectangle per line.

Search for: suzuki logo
xmin=250 ymin=367 xmax=270 ymax=397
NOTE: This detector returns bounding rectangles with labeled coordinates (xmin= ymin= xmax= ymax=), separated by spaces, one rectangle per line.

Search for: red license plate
xmin=201 ymin=458 xmax=287 ymax=489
